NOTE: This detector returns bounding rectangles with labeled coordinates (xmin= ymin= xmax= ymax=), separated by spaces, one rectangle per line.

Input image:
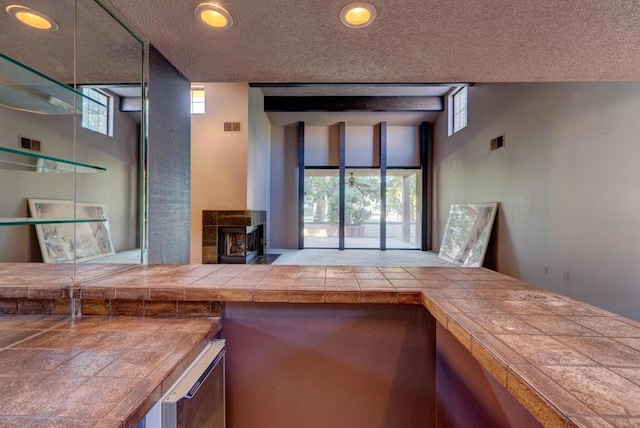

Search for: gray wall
xmin=433 ymin=82 xmax=640 ymax=320
xmin=269 ymin=125 xmax=299 ymax=248
xmin=147 ymin=46 xmax=191 ymax=264
xmin=0 ymin=98 xmax=139 ymax=262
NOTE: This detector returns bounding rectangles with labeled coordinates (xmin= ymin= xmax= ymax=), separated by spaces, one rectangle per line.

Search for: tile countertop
xmin=0 ymin=314 xmax=221 ymax=428
xmin=1 ymin=263 xmax=640 ymax=426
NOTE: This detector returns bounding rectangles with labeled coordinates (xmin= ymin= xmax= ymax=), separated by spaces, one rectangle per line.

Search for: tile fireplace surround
xmin=202 ymin=210 xmax=267 ymax=264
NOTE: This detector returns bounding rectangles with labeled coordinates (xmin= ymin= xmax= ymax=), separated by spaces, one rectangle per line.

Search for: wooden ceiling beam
xmin=264 ymin=96 xmax=444 ymax=112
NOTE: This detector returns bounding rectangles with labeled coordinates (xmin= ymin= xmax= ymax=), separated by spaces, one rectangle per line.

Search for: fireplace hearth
xmin=202 ymin=210 xmax=266 ymax=264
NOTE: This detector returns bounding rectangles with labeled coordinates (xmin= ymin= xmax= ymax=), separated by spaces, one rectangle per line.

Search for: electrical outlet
xmin=543 ymin=265 xmax=548 ymax=275
xmin=563 ymin=271 xmax=569 ymax=281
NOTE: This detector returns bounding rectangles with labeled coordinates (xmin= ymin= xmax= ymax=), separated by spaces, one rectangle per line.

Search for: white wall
xmin=190 ymin=83 xmax=250 ymax=262
xmin=433 ymin=82 xmax=640 ymax=320
xmin=0 ymin=100 xmax=139 ymax=262
xmin=247 ymin=88 xmax=271 ymax=211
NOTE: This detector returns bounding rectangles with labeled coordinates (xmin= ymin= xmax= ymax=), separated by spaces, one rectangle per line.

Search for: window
xmin=448 ymin=86 xmax=468 ymax=136
xmin=81 ymin=87 xmax=111 ymax=136
xmin=191 ymin=86 xmax=205 ymax=114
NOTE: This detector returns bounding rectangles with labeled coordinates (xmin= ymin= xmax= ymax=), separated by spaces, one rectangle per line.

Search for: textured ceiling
xmin=100 ymin=0 xmax=640 ymax=83
xmin=0 ymin=0 xmax=142 ymax=84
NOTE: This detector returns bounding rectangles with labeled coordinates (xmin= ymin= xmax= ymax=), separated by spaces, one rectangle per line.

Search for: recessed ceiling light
xmin=340 ymin=2 xmax=376 ymax=28
xmin=195 ymin=2 xmax=233 ymax=29
xmin=5 ymin=5 xmax=58 ymax=31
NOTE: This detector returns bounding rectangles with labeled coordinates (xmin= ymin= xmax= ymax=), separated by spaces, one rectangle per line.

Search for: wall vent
xmin=491 ymin=135 xmax=504 ymax=151
xmin=223 ymin=121 xmax=242 ymax=133
xmin=20 ymin=136 xmax=41 ymax=152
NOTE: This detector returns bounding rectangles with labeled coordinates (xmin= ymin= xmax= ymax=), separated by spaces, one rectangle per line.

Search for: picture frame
xmin=28 ymin=198 xmax=115 ymax=263
xmin=439 ymin=202 xmax=498 ymax=267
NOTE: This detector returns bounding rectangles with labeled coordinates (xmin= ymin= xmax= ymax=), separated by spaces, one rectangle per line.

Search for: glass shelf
xmin=0 ymin=146 xmax=106 ymax=173
xmin=0 ymin=53 xmax=106 ymax=115
xmin=0 ymin=218 xmax=107 ymax=226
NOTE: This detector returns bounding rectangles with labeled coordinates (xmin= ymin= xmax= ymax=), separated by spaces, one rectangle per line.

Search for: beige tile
xmin=19 ymin=299 xmax=52 ymax=315
xmin=538 ymin=365 xmax=640 ymax=417
xmin=46 ymin=376 xmax=142 ymax=418
xmin=324 ymin=291 xmax=360 ymax=304
xmin=325 ymin=279 xmax=359 ymax=288
xmin=355 ymin=272 xmax=386 ymax=280
xmin=360 ymin=291 xmax=397 ymax=304
xmin=218 ymin=288 xmax=253 ymax=301
xmin=0 ymin=299 xmax=18 ymax=314
xmin=516 ymin=314 xmax=600 ymax=336
xmin=567 ymin=317 xmax=640 ymax=338
xmin=381 ymin=271 xmax=416 ymax=280
xmin=397 ymin=292 xmax=422 ymax=305
xmin=183 ymin=286 xmax=219 ymax=301
xmin=496 ymin=334 xmax=598 ymax=366
xmin=149 ymin=287 xmax=185 ymax=301
xmin=555 ymin=336 xmax=640 ymax=367
xmin=389 ymin=279 xmax=423 ymax=289
xmin=178 ymin=301 xmax=211 ymax=317
xmin=52 ymin=299 xmax=72 ymax=315
xmin=448 ymin=298 xmax=503 ymax=314
xmin=357 ymin=279 xmax=393 ymax=289
xmin=57 ymin=350 xmax=122 ymax=376
xmin=111 ymin=300 xmax=143 ymax=316
xmin=289 ymin=290 xmax=325 ymax=303
xmin=0 ymin=286 xmax=28 ymax=299
xmin=80 ymin=299 xmax=110 ymax=316
xmin=492 ymin=299 xmax=555 ymax=315
xmin=507 ymin=364 xmax=591 ymax=426
xmin=80 ymin=286 xmax=116 ymax=300
xmin=253 ymin=289 xmax=289 ymax=302
xmin=114 ymin=287 xmax=149 ymax=300
xmin=144 ymin=301 xmax=177 ymax=317
xmin=467 ymin=313 xmax=542 ymax=335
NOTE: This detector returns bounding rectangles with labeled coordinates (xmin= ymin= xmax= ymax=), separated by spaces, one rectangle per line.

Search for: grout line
xmin=0 ymin=317 xmax=73 ymax=350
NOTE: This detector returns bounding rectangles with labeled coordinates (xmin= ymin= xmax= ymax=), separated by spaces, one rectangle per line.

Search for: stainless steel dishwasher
xmin=139 ymin=339 xmax=226 ymax=428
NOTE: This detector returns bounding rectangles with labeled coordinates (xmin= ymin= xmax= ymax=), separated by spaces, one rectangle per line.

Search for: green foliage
xmin=303 ymin=173 xmax=418 ymax=225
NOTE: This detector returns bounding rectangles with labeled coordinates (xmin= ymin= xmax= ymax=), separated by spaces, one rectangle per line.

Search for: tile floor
xmin=270 ymin=249 xmax=455 ymax=267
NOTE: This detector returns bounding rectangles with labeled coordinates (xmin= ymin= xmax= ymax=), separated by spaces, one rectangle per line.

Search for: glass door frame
xmin=297 ymin=121 xmax=433 ymax=251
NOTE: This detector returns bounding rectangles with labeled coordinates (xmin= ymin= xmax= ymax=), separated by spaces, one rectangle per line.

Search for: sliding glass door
xmin=385 ymin=170 xmax=421 ymax=249
xmin=344 ymin=169 xmax=380 ymax=248
xmin=303 ymin=170 xmax=339 ymax=248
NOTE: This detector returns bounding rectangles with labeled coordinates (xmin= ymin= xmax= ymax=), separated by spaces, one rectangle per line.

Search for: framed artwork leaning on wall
xmin=28 ymin=199 xmax=115 ymax=263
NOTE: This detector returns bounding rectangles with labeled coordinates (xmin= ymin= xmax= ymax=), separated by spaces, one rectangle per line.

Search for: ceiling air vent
xmin=223 ymin=121 xmax=242 ymax=133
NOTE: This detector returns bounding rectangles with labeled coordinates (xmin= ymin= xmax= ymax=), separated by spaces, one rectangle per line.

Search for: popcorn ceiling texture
xmin=99 ymin=0 xmax=640 ymax=83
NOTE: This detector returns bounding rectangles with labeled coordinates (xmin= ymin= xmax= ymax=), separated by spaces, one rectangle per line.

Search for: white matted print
xmin=439 ymin=203 xmax=498 ymax=267
xmin=28 ymin=199 xmax=115 ymax=263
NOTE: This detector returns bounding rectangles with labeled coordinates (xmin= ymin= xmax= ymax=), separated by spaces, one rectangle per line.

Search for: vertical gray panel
xmin=298 ymin=122 xmax=305 ymax=249
xmin=147 ymin=46 xmax=191 ymax=264
xmin=420 ymin=122 xmax=432 ymax=251
xmin=380 ymin=122 xmax=387 ymax=250
xmin=338 ymin=122 xmax=345 ymax=250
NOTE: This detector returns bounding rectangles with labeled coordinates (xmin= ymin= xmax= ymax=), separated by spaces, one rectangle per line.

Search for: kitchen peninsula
xmin=1 ymin=263 xmax=639 ymax=427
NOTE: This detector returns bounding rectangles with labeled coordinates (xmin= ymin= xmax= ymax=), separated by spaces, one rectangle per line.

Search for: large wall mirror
xmin=0 ymin=0 xmax=146 ymax=283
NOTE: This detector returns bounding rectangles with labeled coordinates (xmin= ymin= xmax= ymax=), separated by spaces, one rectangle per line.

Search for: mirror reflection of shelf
xmin=0 ymin=218 xmax=107 ymax=226
xmin=0 ymin=52 xmax=106 ymax=115
xmin=0 ymin=147 xmax=106 ymax=173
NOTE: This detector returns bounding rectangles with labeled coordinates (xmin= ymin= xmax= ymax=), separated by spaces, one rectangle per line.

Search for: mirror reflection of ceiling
xmin=0 ymin=0 xmax=142 ymax=84
xmin=98 ymin=0 xmax=640 ymax=83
